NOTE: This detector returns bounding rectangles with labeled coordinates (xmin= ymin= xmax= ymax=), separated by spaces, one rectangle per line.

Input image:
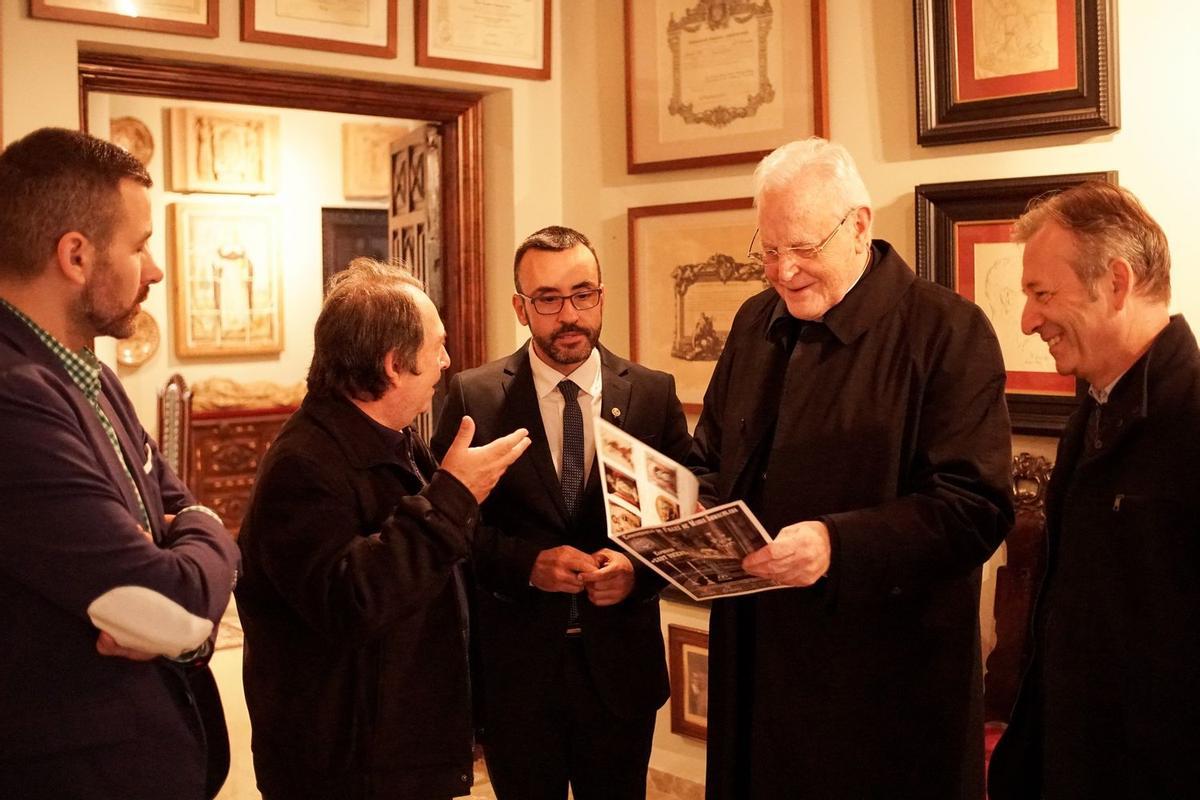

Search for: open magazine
xmin=594 ymin=417 xmax=785 ymax=601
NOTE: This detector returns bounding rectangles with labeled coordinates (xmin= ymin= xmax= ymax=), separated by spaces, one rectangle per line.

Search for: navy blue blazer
xmin=0 ymin=303 xmax=240 ymax=800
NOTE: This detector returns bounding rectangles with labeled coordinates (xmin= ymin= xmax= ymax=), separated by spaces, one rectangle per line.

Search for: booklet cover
xmin=594 ymin=417 xmax=784 ymax=601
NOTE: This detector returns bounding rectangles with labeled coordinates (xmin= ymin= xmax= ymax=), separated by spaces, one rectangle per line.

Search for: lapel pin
xmin=610 ymin=407 xmax=621 ymax=418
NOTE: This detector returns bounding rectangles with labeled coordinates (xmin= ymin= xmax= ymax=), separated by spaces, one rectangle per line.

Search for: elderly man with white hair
xmin=689 ymin=138 xmax=1014 ymax=798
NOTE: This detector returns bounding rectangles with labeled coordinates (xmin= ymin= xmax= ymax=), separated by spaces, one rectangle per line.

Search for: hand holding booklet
xmin=594 ymin=417 xmax=785 ymax=601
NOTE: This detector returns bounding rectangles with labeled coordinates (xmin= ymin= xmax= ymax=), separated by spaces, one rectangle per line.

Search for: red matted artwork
xmin=915 ymin=172 xmax=1117 ymax=435
xmin=915 ymin=0 xmax=1118 ymax=145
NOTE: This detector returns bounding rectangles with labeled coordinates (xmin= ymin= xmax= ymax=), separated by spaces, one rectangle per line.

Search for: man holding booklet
xmin=432 ymin=226 xmax=690 ymax=800
xmin=688 ymin=138 xmax=1014 ymax=799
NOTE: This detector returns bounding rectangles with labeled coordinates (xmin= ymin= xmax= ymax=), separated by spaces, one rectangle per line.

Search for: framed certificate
xmin=29 ymin=0 xmax=218 ymax=37
xmin=624 ymin=0 xmax=828 ymax=173
xmin=914 ymin=172 xmax=1117 ymax=434
xmin=415 ymin=0 xmax=551 ymax=80
xmin=914 ymin=0 xmax=1119 ymax=145
xmin=628 ymin=197 xmax=766 ymax=413
xmin=241 ymin=0 xmax=398 ymax=58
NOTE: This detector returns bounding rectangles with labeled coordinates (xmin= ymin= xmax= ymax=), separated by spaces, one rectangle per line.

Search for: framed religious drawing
xmin=342 ymin=123 xmax=409 ymax=199
xmin=241 ymin=0 xmax=397 ymax=58
xmin=624 ymin=0 xmax=829 ymax=173
xmin=668 ymin=624 xmax=710 ymax=741
xmin=167 ymin=107 xmax=279 ymax=195
xmin=415 ymin=0 xmax=551 ymax=80
xmin=29 ymin=0 xmax=218 ymax=37
xmin=170 ymin=203 xmax=284 ymax=358
xmin=914 ymin=171 xmax=1116 ymax=434
xmin=628 ymin=198 xmax=767 ymax=413
xmin=914 ymin=0 xmax=1119 ymax=145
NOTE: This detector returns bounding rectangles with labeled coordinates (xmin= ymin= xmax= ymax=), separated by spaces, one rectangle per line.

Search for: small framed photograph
xmin=170 ymin=203 xmax=284 ymax=358
xmin=241 ymin=0 xmax=398 ymax=58
xmin=914 ymin=0 xmax=1119 ymax=145
xmin=167 ymin=107 xmax=279 ymax=196
xmin=624 ymin=0 xmax=828 ymax=173
xmin=668 ymin=624 xmax=709 ymax=741
xmin=914 ymin=171 xmax=1116 ymax=434
xmin=321 ymin=208 xmax=389 ymax=290
xmin=29 ymin=0 xmax=218 ymax=37
xmin=628 ymin=198 xmax=767 ymax=413
xmin=415 ymin=0 xmax=551 ymax=80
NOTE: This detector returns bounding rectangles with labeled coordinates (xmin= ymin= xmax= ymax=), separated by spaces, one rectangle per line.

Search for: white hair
xmin=753 ymin=138 xmax=873 ymax=224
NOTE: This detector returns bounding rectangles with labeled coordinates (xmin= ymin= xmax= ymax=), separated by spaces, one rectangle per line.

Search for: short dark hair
xmin=1014 ymin=181 xmax=1171 ymax=303
xmin=307 ymin=258 xmax=426 ymax=401
xmin=512 ymin=226 xmax=600 ymax=292
xmin=0 ymin=127 xmax=152 ymax=279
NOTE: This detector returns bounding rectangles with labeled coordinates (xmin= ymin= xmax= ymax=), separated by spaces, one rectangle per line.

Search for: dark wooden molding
xmin=77 ymin=50 xmax=487 ymax=371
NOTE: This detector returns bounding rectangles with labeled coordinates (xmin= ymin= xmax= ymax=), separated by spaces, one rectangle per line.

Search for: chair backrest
xmin=157 ymin=373 xmax=193 ymax=485
xmin=984 ymin=451 xmax=1052 ymax=722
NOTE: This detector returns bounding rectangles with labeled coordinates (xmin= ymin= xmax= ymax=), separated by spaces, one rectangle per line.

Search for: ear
xmin=55 ymin=232 xmax=93 ymax=286
xmin=381 ymin=348 xmax=404 ymax=386
xmin=1108 ymin=257 xmax=1132 ymax=310
xmin=512 ymin=293 xmax=530 ymax=327
xmin=852 ymin=206 xmax=873 ymax=250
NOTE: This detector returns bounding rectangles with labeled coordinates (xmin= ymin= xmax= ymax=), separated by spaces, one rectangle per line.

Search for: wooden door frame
xmin=78 ymin=51 xmax=487 ymax=371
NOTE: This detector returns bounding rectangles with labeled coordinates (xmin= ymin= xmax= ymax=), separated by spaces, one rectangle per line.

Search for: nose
xmin=557 ymin=299 xmax=580 ymax=323
xmin=771 ymin=257 xmax=803 ymax=284
xmin=143 ymin=250 xmax=164 ymax=285
xmin=439 ymin=345 xmax=451 ymax=371
xmin=1020 ymin=296 xmax=1041 ymax=336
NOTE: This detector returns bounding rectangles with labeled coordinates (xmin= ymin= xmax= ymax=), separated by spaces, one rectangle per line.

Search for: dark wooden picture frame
xmin=321 ymin=208 xmax=389 ymax=291
xmin=415 ymin=0 xmax=551 ymax=80
xmin=915 ymin=171 xmax=1116 ymax=435
xmin=241 ymin=0 xmax=398 ymax=58
xmin=624 ymin=0 xmax=829 ymax=173
xmin=668 ymin=624 xmax=710 ymax=741
xmin=628 ymin=197 xmax=765 ymax=414
xmin=914 ymin=0 xmax=1118 ymax=146
xmin=30 ymin=0 xmax=218 ymax=37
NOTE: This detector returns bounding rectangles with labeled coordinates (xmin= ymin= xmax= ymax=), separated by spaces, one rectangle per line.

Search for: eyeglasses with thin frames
xmin=747 ymin=208 xmax=858 ymax=266
xmin=517 ymin=286 xmax=604 ymax=316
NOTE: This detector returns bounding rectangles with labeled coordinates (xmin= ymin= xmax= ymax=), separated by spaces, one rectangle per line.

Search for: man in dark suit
xmin=432 ymin=226 xmax=691 ymax=800
xmin=237 ymin=258 xmax=530 ymax=799
xmin=989 ymin=183 xmax=1200 ymax=798
xmin=0 ymin=127 xmax=240 ymax=799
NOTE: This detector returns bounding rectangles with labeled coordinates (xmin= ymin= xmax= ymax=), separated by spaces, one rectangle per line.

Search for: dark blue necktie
xmin=558 ymin=380 xmax=584 ymax=634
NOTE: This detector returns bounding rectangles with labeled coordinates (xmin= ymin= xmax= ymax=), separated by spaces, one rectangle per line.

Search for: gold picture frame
xmin=29 ymin=0 xmax=218 ymax=37
xmin=628 ymin=197 xmax=766 ymax=413
xmin=167 ymin=107 xmax=279 ymax=195
xmin=668 ymin=624 xmax=709 ymax=741
xmin=170 ymin=203 xmax=284 ymax=358
xmin=624 ymin=0 xmax=828 ymax=173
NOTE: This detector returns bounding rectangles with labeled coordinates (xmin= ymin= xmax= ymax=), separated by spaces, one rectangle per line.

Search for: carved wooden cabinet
xmin=189 ymin=406 xmax=294 ymax=536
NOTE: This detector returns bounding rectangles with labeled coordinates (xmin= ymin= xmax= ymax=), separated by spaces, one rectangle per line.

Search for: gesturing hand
xmin=439 ymin=416 xmax=531 ymax=503
xmin=742 ymin=520 xmax=831 ymax=587
xmin=581 ymin=548 xmax=635 ymax=606
xmin=530 ymin=546 xmax=598 ymax=594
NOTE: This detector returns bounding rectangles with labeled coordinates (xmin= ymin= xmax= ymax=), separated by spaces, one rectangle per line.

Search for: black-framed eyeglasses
xmin=747 ymin=208 xmax=858 ymax=266
xmin=517 ymin=286 xmax=604 ymax=315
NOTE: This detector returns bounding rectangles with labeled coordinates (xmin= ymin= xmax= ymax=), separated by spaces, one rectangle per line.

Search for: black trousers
xmin=482 ymin=637 xmax=657 ymax=800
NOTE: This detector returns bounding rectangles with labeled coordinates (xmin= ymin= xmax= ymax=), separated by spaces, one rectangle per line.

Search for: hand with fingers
xmin=530 ymin=545 xmax=598 ymax=594
xmin=96 ymin=630 xmax=158 ymax=662
xmin=580 ymin=548 xmax=636 ymax=606
xmin=438 ymin=416 xmax=532 ymax=503
xmin=742 ymin=520 xmax=831 ymax=587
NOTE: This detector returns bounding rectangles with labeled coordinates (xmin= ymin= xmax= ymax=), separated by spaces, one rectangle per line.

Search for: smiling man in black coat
xmin=989 ymin=183 xmax=1200 ymax=799
xmin=690 ymin=138 xmax=1014 ymax=798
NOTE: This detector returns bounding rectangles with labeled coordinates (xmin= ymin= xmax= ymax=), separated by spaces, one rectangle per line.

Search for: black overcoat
xmin=236 ymin=392 xmax=479 ymax=800
xmin=989 ymin=315 xmax=1200 ymax=799
xmin=690 ymin=241 xmax=1013 ymax=798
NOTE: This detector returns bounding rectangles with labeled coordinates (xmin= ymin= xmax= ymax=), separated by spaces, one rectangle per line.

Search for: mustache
xmin=553 ymin=324 xmax=592 ymax=339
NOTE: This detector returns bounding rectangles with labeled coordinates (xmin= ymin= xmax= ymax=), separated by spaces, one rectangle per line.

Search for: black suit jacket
xmin=431 ymin=343 xmax=691 ymax=727
xmin=0 ymin=303 xmax=239 ymax=800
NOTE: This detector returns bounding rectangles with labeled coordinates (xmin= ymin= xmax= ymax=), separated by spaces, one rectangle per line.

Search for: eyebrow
xmin=528 ymin=281 xmax=598 ymax=295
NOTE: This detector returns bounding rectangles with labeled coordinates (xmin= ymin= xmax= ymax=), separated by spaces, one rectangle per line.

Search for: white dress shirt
xmin=527 ymin=343 xmax=602 ymax=480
